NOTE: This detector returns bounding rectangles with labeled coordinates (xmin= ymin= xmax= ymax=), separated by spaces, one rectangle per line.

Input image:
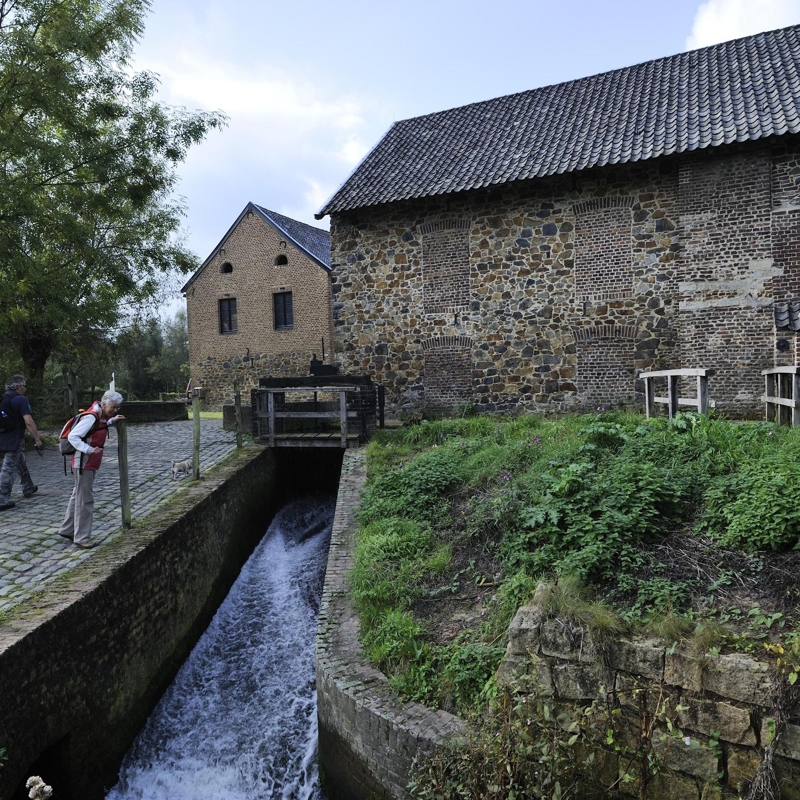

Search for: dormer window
xmin=274 ymin=254 xmax=288 ymax=266
xmin=221 ymin=262 xmax=233 ymax=274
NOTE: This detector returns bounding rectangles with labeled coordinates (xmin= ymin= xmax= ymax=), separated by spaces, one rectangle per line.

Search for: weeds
xmin=354 ymin=411 xmax=800 ymax=713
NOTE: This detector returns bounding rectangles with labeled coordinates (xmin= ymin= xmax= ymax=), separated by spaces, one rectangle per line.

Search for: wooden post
xmin=765 ymin=373 xmax=776 ymax=423
xmin=192 ymin=389 xmax=201 ymax=480
xmin=268 ymin=391 xmax=275 ymax=448
xmin=643 ymin=375 xmax=654 ymax=419
xmin=697 ymin=374 xmax=709 ymax=415
xmin=117 ymin=421 xmax=131 ymax=529
xmin=69 ymin=371 xmax=78 ymax=417
xmin=667 ymin=375 xmax=679 ymax=419
xmin=793 ymin=372 xmax=800 ymax=427
xmin=234 ymin=381 xmax=243 ymax=449
xmin=339 ymin=389 xmax=348 ymax=448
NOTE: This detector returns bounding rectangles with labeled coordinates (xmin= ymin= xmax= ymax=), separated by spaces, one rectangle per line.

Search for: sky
xmin=132 ymin=0 xmax=800 ymax=309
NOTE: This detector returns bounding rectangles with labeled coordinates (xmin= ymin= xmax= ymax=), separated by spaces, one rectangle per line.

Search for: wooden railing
xmin=762 ymin=366 xmax=800 ymax=426
xmin=255 ymin=386 xmax=362 ymax=448
xmin=639 ymin=368 xmax=715 ymax=419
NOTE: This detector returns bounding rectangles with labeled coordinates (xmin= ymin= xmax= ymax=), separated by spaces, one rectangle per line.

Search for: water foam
xmin=106 ymin=496 xmax=334 ymax=800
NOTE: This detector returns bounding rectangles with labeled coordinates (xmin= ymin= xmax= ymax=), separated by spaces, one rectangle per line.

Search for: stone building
xmin=182 ymin=203 xmax=333 ymax=408
xmin=317 ymin=25 xmax=800 ymax=417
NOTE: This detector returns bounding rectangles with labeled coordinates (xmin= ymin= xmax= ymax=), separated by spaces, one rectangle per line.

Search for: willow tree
xmin=0 ymin=0 xmax=226 ymax=393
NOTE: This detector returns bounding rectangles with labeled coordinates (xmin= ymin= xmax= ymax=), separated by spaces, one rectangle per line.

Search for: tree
xmin=0 ymin=0 xmax=226 ymax=395
xmin=146 ymin=309 xmax=189 ymax=395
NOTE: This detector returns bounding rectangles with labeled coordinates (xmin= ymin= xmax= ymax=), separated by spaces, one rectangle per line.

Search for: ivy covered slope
xmin=350 ymin=412 xmax=800 ymax=715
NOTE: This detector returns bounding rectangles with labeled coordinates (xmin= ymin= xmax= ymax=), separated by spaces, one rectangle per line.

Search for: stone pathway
xmin=0 ymin=419 xmax=239 ymax=613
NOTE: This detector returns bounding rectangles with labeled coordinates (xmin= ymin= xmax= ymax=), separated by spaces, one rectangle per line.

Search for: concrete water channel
xmin=0 ymin=421 xmax=344 ymax=800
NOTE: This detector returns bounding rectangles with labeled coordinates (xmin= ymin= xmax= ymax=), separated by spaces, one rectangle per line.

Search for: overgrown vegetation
xmin=351 ymin=411 xmax=800 ymax=718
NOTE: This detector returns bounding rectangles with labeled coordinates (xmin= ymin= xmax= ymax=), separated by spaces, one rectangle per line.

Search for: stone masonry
xmin=185 ymin=209 xmax=334 ymax=409
xmin=497 ymin=588 xmax=800 ymax=798
xmin=329 ymin=139 xmax=800 ymax=417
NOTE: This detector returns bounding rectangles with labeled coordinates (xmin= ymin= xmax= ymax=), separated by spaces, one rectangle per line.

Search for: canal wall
xmin=316 ymin=450 xmax=464 ymax=800
xmin=0 ymin=445 xmax=280 ymax=800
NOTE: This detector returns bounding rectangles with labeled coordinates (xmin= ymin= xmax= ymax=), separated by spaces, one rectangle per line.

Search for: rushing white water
xmin=106 ymin=496 xmax=334 ymax=800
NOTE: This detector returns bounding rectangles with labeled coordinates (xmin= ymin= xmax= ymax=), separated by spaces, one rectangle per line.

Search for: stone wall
xmin=0 ymin=445 xmax=280 ymax=800
xmin=497 ymin=589 xmax=800 ymax=798
xmin=186 ymin=210 xmax=334 ymax=409
xmin=116 ymin=401 xmax=189 ymax=424
xmin=329 ymin=138 xmax=800 ymax=417
xmin=316 ymin=450 xmax=463 ymax=800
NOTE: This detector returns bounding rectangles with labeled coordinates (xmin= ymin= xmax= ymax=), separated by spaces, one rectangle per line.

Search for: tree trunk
xmin=12 ymin=322 xmax=57 ymax=413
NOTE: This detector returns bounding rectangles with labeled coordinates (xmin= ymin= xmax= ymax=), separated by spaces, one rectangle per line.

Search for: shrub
xmin=699 ymin=451 xmax=800 ymax=550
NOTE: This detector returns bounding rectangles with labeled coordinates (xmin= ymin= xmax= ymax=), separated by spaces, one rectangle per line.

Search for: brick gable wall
xmin=329 ymin=137 xmax=800 ymax=417
xmin=185 ymin=212 xmax=333 ymax=409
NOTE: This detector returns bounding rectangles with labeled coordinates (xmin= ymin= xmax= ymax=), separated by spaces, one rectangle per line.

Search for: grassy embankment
xmin=352 ymin=411 xmax=800 ymax=711
xmin=351 ymin=411 xmax=800 ymax=796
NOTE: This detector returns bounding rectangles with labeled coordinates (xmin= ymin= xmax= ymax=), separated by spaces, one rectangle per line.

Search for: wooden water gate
xmin=251 ymin=376 xmax=379 ymax=447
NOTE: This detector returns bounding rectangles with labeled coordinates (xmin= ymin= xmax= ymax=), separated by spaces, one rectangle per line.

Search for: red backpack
xmin=58 ymin=409 xmax=100 ymax=455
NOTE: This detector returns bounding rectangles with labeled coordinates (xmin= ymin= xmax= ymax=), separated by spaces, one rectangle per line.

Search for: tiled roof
xmin=775 ymin=301 xmax=800 ymax=331
xmin=254 ymin=205 xmax=331 ymax=268
xmin=317 ymin=25 xmax=800 ymax=218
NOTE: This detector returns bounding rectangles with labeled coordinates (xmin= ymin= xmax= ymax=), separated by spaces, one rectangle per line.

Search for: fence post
xmin=234 ymin=381 xmax=243 ymax=449
xmin=192 ymin=388 xmax=201 ymax=480
xmin=69 ymin=371 xmax=78 ymax=417
xmin=117 ymin=420 xmax=131 ymax=529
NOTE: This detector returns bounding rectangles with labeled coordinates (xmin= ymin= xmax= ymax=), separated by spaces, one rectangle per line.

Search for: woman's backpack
xmin=58 ymin=410 xmax=99 ymax=455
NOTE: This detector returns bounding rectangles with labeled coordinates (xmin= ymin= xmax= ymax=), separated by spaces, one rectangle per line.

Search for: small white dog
xmin=171 ymin=459 xmax=191 ymax=480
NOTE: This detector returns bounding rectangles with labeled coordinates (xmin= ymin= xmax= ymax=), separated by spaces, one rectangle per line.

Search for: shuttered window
xmin=219 ymin=298 xmax=238 ymax=334
xmin=274 ymin=291 xmax=294 ymax=329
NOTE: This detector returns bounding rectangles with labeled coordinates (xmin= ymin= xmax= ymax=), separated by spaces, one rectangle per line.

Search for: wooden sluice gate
xmin=251 ymin=375 xmax=380 ymax=448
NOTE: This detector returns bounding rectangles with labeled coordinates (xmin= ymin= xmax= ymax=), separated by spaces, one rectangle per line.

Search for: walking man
xmin=0 ymin=375 xmax=43 ymax=511
xmin=59 ymin=390 xmax=125 ymax=548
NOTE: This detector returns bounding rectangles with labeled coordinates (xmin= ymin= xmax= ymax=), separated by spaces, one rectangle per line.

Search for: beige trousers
xmin=59 ymin=469 xmax=96 ymax=544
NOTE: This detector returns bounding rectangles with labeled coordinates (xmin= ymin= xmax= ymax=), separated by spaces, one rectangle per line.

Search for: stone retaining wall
xmin=0 ymin=445 xmax=279 ymax=800
xmin=498 ymin=587 xmax=800 ymax=798
xmin=316 ymin=449 xmax=464 ymax=800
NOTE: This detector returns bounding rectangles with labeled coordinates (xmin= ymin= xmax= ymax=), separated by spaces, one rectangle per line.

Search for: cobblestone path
xmin=0 ymin=419 xmax=239 ymax=613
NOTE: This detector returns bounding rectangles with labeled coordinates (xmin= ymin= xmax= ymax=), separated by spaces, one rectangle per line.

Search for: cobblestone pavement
xmin=0 ymin=419 xmax=239 ymax=613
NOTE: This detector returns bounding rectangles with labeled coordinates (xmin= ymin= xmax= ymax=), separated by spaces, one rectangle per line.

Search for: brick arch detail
xmin=422 ymin=335 xmax=474 ymax=351
xmin=572 ymin=196 xmax=635 ymax=216
xmin=418 ymin=219 xmax=471 ymax=235
xmin=422 ymin=337 xmax=473 ymax=411
xmin=573 ymin=325 xmax=638 ymax=407
xmin=571 ymin=324 xmax=638 ymax=343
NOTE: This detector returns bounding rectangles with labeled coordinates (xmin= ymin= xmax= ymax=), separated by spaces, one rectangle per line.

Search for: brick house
xmin=182 ymin=203 xmax=332 ymax=408
xmin=317 ymin=25 xmax=800 ymax=417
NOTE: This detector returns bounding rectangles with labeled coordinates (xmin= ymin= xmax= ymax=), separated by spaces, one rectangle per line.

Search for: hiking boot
xmin=74 ymin=540 xmax=98 ymax=549
xmin=0 ymin=502 xmax=15 ymax=511
xmin=23 ymin=486 xmax=38 ymax=498
xmin=59 ymin=531 xmax=73 ymax=540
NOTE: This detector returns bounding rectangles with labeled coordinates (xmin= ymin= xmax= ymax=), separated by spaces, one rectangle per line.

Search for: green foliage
xmin=440 ymin=640 xmax=507 ymax=714
xmin=409 ymin=677 xmax=604 ymax=800
xmin=350 ymin=517 xmax=439 ymax=626
xmin=508 ymin=457 xmax=683 ymax=582
xmin=355 ymin=412 xmax=800 ymax=716
xmin=358 ymin=445 xmax=468 ymax=524
xmin=699 ymin=448 xmax=800 ymax=550
xmin=0 ymin=0 xmax=226 ymax=387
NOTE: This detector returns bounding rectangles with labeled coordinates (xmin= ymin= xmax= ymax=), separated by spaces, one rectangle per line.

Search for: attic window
xmin=274 ymin=254 xmax=288 ymax=266
xmin=221 ymin=262 xmax=233 ymax=274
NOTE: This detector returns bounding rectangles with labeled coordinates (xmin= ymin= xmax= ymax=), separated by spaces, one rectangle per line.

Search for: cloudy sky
xmin=133 ymin=0 xmax=800 ymax=301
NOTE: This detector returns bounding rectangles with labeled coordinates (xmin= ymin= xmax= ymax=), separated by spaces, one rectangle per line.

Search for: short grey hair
xmin=6 ymin=374 xmax=26 ymax=390
xmin=101 ymin=390 xmax=124 ymax=406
